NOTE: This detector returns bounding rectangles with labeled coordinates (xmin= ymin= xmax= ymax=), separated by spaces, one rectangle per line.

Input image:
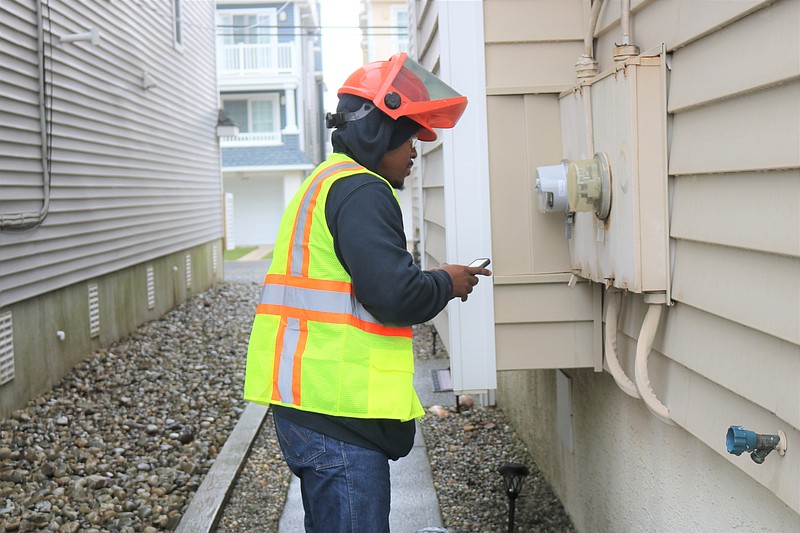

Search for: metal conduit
xmin=0 ymin=0 xmax=52 ymax=230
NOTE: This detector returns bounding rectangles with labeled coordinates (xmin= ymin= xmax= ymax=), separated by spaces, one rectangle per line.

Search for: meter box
xmin=545 ymin=53 xmax=669 ymax=299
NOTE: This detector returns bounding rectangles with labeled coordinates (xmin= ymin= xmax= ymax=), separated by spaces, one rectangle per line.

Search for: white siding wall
xmin=411 ymin=0 xmax=450 ymax=346
xmin=0 ymin=0 xmax=222 ymax=308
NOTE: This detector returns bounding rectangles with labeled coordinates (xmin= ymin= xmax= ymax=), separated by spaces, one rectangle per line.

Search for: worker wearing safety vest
xmin=244 ymin=52 xmax=492 ymax=533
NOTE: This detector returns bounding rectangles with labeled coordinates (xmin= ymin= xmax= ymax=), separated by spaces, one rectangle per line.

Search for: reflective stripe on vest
xmin=255 ymin=159 xmax=413 ymax=409
xmin=258 ymin=275 xmax=412 ymax=337
xmin=287 ymin=161 xmax=361 ymax=277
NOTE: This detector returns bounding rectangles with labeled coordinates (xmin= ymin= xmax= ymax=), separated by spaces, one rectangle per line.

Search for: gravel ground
xmin=412 ymin=325 xmax=574 ymax=533
xmin=0 ymin=280 xmax=573 ymax=532
xmin=420 ymin=405 xmax=574 ymax=533
xmin=0 ymin=282 xmax=260 ymax=532
xmin=214 ymin=411 xmax=289 ymax=533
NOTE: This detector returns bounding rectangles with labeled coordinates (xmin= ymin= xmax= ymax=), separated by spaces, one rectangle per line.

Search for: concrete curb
xmin=176 ymin=402 xmax=269 ymax=533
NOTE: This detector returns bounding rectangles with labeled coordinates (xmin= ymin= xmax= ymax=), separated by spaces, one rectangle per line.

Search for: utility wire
xmin=129 ymin=0 xmax=407 ymax=34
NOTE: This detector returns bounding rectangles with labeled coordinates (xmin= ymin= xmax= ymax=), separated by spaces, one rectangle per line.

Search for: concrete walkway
xmin=278 ymin=356 xmax=454 ymax=532
xmin=179 ymin=259 xmax=455 ymax=532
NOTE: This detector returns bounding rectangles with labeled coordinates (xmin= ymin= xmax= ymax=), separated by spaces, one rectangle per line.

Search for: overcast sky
xmin=318 ymin=0 xmax=363 ymax=113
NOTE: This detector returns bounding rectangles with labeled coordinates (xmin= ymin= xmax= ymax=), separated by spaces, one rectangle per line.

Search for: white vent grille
xmin=0 ymin=311 xmax=14 ymax=386
xmin=88 ymin=284 xmax=100 ymax=338
xmin=185 ymin=254 xmax=192 ymax=289
xmin=212 ymin=245 xmax=218 ymax=274
xmin=146 ymin=266 xmax=155 ymax=310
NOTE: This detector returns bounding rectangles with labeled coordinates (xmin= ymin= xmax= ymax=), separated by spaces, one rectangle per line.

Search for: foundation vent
xmin=0 ymin=311 xmax=14 ymax=386
xmin=185 ymin=254 xmax=192 ymax=289
xmin=88 ymin=283 xmax=100 ymax=338
xmin=212 ymin=245 xmax=219 ymax=274
xmin=146 ymin=265 xmax=155 ymax=310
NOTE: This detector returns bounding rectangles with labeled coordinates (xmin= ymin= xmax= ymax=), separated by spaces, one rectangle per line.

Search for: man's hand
xmin=439 ymin=263 xmax=493 ymax=302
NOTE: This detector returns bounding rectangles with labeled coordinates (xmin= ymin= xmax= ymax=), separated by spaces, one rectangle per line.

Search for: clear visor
xmin=392 ymin=56 xmax=463 ymax=103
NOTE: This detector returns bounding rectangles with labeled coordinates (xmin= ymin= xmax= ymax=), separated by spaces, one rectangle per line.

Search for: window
xmin=218 ymin=10 xmax=276 ymax=46
xmin=390 ymin=6 xmax=409 ymax=53
xmin=222 ymin=94 xmax=281 ymax=144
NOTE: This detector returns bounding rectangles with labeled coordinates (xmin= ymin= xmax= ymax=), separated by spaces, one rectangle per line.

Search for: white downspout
xmin=634 ymin=304 xmax=675 ymax=425
xmin=604 ymin=291 xmax=640 ymax=398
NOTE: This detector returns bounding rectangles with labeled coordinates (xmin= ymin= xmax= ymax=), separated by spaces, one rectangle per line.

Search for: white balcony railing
xmin=220 ymin=131 xmax=282 ymax=147
xmin=218 ymin=42 xmax=295 ymax=76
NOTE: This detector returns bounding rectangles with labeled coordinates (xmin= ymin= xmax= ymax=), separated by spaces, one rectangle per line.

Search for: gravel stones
xmin=0 ymin=282 xmax=261 ymax=532
xmin=420 ymin=404 xmax=575 ymax=533
xmin=214 ymin=412 xmax=290 ymax=532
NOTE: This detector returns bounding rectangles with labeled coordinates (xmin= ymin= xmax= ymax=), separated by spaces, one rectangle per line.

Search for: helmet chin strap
xmin=325 ymin=103 xmax=376 ymax=128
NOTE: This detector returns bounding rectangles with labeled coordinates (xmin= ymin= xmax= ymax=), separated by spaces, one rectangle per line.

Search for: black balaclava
xmin=331 ymin=94 xmax=421 ymax=173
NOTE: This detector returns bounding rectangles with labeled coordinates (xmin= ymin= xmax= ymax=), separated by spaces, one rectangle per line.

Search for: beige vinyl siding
xmin=593 ymin=0 xmax=774 ymax=63
xmin=487 ymin=94 xmax=572 ymax=276
xmin=484 ymin=0 xmax=596 ymax=371
xmin=670 ymin=83 xmax=799 ymax=174
xmin=482 ymin=0 xmax=800 ymax=520
xmin=495 ymin=278 xmax=597 ymax=370
xmin=485 ymin=43 xmax=582 ymax=94
xmin=622 ymin=0 xmax=799 ymax=512
xmin=671 ymin=170 xmax=800 ymax=257
xmin=483 ymin=0 xmax=583 ymax=43
xmin=0 ymin=0 xmax=221 ymax=309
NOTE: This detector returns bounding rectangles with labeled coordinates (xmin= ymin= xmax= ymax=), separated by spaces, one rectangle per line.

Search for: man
xmin=244 ymin=52 xmax=491 ymax=532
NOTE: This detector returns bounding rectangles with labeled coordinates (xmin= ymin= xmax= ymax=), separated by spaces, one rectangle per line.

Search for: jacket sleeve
xmin=326 ymin=176 xmax=453 ymax=326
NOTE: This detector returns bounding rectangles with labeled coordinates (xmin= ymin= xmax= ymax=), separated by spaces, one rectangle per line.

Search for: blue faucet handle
xmin=726 ymin=425 xmax=758 ymax=455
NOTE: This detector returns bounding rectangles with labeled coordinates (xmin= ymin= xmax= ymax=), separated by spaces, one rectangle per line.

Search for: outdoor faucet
xmin=726 ymin=425 xmax=787 ymax=464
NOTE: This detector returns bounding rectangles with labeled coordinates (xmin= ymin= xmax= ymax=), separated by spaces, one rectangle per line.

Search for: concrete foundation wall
xmin=0 ymin=240 xmax=223 ymax=418
xmin=496 ymin=370 xmax=799 ymax=531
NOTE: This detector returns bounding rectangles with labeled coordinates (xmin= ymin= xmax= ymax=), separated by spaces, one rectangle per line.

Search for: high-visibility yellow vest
xmin=244 ymin=153 xmax=424 ymax=422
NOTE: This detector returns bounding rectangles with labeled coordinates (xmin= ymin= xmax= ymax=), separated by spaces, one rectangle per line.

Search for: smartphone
xmin=468 ymin=258 xmax=491 ymax=268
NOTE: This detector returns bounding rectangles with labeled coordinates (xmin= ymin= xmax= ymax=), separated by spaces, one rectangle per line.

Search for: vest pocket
xmin=368 ymin=348 xmax=416 ymax=420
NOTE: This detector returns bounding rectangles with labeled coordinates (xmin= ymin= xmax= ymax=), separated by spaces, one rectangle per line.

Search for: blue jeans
xmin=273 ymin=413 xmax=391 ymax=533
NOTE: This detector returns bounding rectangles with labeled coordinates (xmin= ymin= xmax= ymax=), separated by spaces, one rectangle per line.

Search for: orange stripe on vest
xmin=256 ymin=304 xmax=412 ymax=338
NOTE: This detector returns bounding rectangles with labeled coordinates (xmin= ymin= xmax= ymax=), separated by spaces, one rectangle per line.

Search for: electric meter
xmin=565 ymin=152 xmax=611 ymax=220
xmin=534 ymin=163 xmax=569 ymax=213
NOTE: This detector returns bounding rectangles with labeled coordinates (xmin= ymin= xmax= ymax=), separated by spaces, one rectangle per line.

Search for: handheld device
xmin=468 ymin=258 xmax=491 ymax=268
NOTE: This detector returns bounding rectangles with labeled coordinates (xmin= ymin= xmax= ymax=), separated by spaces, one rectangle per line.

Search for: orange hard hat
xmin=337 ymin=52 xmax=467 ymax=141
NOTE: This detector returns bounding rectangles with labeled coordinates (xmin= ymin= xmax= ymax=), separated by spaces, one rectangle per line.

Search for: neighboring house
xmin=217 ymin=0 xmax=324 ymax=248
xmin=358 ymin=0 xmax=414 ymax=246
xmin=0 ymin=1 xmax=223 ymax=417
xmin=411 ymin=0 xmax=799 ymax=529
xmin=360 ymin=0 xmax=409 ymax=63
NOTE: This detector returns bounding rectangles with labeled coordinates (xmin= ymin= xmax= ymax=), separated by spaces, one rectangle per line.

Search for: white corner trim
xmin=437 ymin=0 xmax=497 ymax=393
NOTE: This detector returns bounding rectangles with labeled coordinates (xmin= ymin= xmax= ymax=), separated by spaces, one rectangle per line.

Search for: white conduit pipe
xmin=604 ymin=291 xmax=640 ymax=398
xmin=634 ymin=304 xmax=676 ymax=425
xmin=620 ymin=0 xmax=632 ymax=45
xmin=583 ymin=0 xmax=606 ymax=56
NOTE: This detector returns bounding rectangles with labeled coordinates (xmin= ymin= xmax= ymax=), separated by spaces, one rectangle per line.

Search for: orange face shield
xmin=337 ymin=52 xmax=468 ymax=141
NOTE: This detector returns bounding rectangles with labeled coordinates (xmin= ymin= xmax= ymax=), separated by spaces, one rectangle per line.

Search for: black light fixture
xmin=498 ymin=462 xmax=529 ymax=533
